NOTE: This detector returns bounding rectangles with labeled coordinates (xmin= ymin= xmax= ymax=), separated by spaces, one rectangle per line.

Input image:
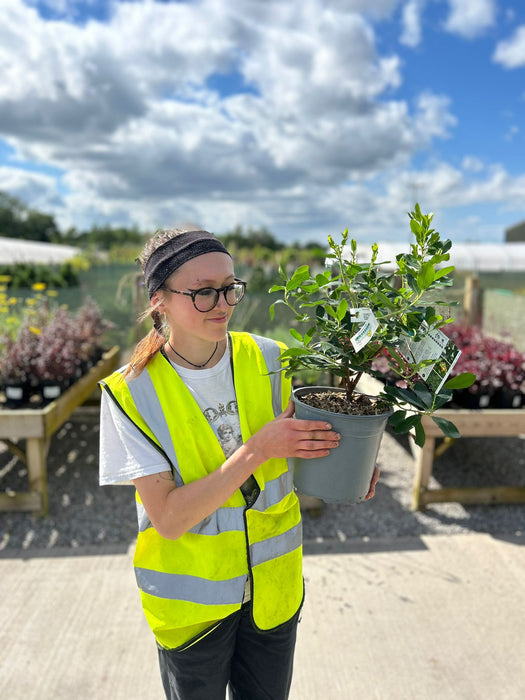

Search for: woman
xmin=99 ymin=228 xmax=378 ymax=699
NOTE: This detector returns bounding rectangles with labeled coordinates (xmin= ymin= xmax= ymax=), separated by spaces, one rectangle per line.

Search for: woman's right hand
xmin=247 ymin=399 xmax=341 ymax=462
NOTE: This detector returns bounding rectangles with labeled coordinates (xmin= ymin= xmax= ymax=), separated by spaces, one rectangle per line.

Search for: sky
xmin=0 ymin=0 xmax=524 ymax=245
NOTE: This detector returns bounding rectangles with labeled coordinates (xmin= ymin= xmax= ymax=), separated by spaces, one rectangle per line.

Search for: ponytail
xmin=123 ymin=308 xmax=165 ymax=379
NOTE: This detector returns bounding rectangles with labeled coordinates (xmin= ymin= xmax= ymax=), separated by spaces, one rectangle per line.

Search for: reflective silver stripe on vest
xmin=126 ymin=368 xmax=184 ymax=488
xmin=136 ymin=501 xmax=151 ymax=532
xmin=135 ymin=567 xmax=247 ymax=604
xmin=252 ymin=468 xmax=293 ymax=512
xmin=136 ymin=502 xmax=245 ymax=535
xmin=250 ymin=521 xmax=302 ymax=568
xmin=189 ymin=507 xmax=245 ymax=535
xmin=251 ymin=334 xmax=286 ymax=417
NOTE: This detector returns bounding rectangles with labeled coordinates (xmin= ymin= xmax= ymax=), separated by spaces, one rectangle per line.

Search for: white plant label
xmin=398 ymin=325 xmax=461 ymax=393
xmin=349 ymin=308 xmax=379 ymax=352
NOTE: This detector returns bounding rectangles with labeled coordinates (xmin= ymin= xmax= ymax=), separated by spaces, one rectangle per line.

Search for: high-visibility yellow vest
xmin=100 ymin=332 xmax=303 ymax=650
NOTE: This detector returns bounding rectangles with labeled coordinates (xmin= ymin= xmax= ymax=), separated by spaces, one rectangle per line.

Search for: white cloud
xmin=400 ymin=0 xmax=424 ymax=48
xmin=493 ymin=26 xmax=525 ymax=68
xmin=462 ymin=156 xmax=484 ymax=172
xmin=0 ymin=166 xmax=64 ymax=212
xmin=0 ymin=0 xmax=521 ymax=244
xmin=0 ymin=0 xmax=449 ymax=230
xmin=443 ymin=0 xmax=496 ymax=39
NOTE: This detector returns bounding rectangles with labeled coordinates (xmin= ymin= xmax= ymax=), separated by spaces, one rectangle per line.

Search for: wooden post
xmin=463 ymin=273 xmax=482 ymax=326
xmin=411 ymin=437 xmax=435 ymax=511
xmin=26 ymin=437 xmax=49 ymax=516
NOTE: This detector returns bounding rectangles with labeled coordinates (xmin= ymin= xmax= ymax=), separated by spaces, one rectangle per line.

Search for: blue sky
xmin=0 ymin=0 xmax=524 ymax=244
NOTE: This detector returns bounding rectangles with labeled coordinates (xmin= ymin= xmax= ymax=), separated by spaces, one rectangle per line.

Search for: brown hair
xmin=124 ymin=228 xmax=191 ymax=378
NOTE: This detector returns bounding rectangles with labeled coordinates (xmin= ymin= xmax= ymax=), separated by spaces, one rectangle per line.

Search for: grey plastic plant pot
xmin=292 ymin=386 xmax=392 ymax=505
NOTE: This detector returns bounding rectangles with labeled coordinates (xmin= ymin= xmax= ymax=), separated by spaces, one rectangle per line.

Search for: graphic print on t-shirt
xmin=203 ymin=400 xmax=243 ymax=458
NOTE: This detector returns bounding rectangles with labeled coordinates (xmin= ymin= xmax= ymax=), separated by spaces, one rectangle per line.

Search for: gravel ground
xmin=1 ymin=406 xmax=524 ymax=553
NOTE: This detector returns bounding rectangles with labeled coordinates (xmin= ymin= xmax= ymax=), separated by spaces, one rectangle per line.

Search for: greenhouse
xmin=0 ymin=237 xmax=79 ymax=265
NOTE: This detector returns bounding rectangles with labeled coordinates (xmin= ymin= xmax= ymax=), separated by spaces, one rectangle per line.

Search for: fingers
xmin=365 ymin=466 xmax=380 ymax=500
xmin=279 ymin=400 xmax=295 ymax=419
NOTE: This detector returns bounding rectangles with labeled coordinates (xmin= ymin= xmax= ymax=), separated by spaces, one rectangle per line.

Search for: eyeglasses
xmin=163 ymin=278 xmax=247 ymax=312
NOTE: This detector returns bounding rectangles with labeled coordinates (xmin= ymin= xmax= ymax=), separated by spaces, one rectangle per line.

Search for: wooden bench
xmin=412 ymin=408 xmax=525 ymax=510
xmin=0 ymin=346 xmax=120 ymax=515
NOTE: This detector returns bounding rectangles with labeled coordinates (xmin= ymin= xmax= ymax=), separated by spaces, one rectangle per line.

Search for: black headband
xmin=144 ymin=230 xmax=231 ymax=297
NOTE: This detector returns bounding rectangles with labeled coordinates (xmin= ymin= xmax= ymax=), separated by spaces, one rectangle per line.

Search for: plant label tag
xmin=349 ymin=308 xmax=379 ymax=352
xmin=398 ymin=325 xmax=461 ymax=393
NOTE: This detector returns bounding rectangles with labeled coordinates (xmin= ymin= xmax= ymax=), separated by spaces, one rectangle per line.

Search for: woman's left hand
xmin=364 ymin=465 xmax=380 ymax=500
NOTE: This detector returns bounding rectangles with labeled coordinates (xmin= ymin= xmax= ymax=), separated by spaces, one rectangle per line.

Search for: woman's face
xmin=155 ymin=252 xmax=236 ymax=344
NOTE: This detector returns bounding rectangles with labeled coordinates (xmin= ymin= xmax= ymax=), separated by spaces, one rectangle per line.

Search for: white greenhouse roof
xmin=343 ymin=242 xmax=525 ymax=272
xmin=0 ymin=237 xmax=79 ymax=265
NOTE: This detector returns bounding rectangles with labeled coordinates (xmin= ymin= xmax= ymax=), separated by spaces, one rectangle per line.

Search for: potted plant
xmin=270 ymin=205 xmax=475 ymax=503
xmin=0 ymin=322 xmax=41 ymax=407
xmin=75 ymin=297 xmax=113 ymax=367
xmin=32 ymin=307 xmax=81 ymax=402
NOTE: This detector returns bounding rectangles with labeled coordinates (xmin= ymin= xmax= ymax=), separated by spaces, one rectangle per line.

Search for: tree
xmin=0 ymin=191 xmax=61 ymax=242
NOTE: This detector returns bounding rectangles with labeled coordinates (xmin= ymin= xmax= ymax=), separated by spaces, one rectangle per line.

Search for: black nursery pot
xmin=452 ymin=388 xmax=492 ymax=409
xmin=4 ymin=381 xmax=31 ymax=408
xmin=38 ymin=380 xmax=64 ymax=405
xmin=491 ymin=388 xmax=523 ymax=409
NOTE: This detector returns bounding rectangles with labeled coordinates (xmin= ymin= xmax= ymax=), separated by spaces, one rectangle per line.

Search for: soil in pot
xmin=297 ymin=389 xmax=390 ymax=416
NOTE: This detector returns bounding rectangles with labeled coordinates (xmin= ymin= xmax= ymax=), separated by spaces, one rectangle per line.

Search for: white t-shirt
xmin=99 ymin=347 xmax=242 ymax=486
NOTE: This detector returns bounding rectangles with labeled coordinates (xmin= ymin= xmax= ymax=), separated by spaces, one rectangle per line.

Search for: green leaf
xmin=286 ymin=266 xmax=311 ymax=291
xmin=382 ymin=384 xmax=428 ymax=411
xmin=412 ymin=382 xmax=434 ymax=409
xmin=432 ymin=416 xmax=461 ymax=438
xmin=304 ymin=327 xmax=316 ymax=345
xmin=406 ymin=273 xmax=421 ymax=294
xmin=410 ymin=217 xmax=421 ymax=235
xmin=279 ymin=347 xmax=312 ymax=358
xmin=417 ymin=262 xmax=436 ymax=289
xmin=434 ymin=266 xmax=455 ymax=280
xmin=391 ymin=413 xmax=422 ymax=434
xmin=443 ymin=372 xmax=476 ymax=390
xmin=413 ymin=419 xmax=426 ymax=447
xmin=434 ymin=389 xmax=453 ymax=408
xmin=336 ymin=298 xmax=348 ymax=321
xmin=388 ymin=410 xmax=407 ymax=428
xmin=288 ymin=328 xmax=303 ymax=343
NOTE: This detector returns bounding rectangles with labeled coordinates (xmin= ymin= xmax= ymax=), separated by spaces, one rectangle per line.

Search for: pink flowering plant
xmin=1 ymin=284 xmax=112 ymax=400
xmin=445 ymin=324 xmax=525 ymax=401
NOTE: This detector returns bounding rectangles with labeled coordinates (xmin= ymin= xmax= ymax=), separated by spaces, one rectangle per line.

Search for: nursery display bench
xmin=0 ymin=346 xmax=120 ymax=516
xmin=412 ymin=407 xmax=525 ymax=511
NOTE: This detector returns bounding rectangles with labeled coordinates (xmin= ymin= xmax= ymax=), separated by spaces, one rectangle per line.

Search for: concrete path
xmin=1 ymin=533 xmax=524 ymax=699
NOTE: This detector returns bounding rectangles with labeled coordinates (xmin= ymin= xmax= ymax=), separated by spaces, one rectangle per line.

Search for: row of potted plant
xmin=444 ymin=325 xmax=525 ymax=409
xmin=371 ymin=325 xmax=525 ymax=410
xmin=0 ymin=285 xmax=112 ymax=407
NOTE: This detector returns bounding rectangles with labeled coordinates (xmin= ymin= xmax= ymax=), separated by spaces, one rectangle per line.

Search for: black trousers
xmin=157 ymin=601 xmax=301 ymax=700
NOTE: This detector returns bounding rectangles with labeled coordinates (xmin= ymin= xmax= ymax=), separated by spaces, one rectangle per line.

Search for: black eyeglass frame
xmin=162 ymin=278 xmax=247 ymax=312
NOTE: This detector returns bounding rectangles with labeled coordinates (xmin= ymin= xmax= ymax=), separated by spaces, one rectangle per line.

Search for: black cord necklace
xmin=167 ymin=340 xmax=219 ymax=368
